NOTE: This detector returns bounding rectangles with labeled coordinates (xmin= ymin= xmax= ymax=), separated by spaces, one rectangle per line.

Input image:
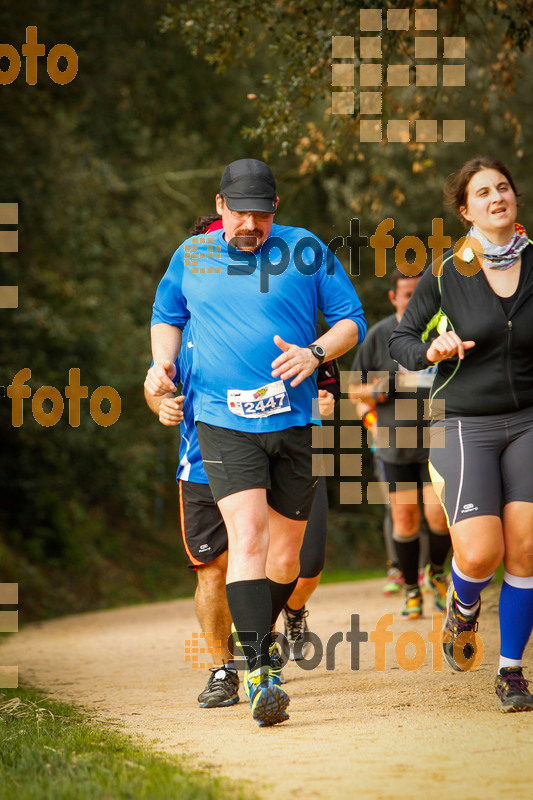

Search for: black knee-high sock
xmin=226 ymin=579 xmax=272 ymax=671
xmin=392 ymin=531 xmax=419 ymax=587
xmin=428 ymin=528 xmax=451 ymax=573
xmin=267 ymin=576 xmax=299 ymax=627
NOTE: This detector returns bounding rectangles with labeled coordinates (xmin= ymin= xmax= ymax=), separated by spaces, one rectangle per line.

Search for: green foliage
xmin=2 ymin=0 xmax=533 ymax=618
xmin=171 ymin=0 xmax=533 ymax=168
xmin=0 ymin=686 xmax=253 ymax=800
xmin=1 ymin=0 xmax=355 ymax=620
xmin=0 ymin=0 xmax=272 ymax=617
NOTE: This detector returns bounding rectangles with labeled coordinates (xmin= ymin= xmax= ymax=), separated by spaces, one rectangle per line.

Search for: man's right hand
xmin=144 ymin=360 xmax=177 ymax=396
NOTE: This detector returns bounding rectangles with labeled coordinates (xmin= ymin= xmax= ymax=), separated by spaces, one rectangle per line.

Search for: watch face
xmin=315 ymin=345 xmax=325 ymax=358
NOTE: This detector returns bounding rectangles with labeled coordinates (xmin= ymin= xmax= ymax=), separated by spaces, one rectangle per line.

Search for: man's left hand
xmin=271 ymin=335 xmax=320 ymax=387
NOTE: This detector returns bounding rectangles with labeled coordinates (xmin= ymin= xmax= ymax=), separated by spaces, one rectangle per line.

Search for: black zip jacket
xmin=389 ymin=244 xmax=533 ymax=418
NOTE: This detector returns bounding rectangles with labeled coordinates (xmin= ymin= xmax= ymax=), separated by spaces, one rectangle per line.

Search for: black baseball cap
xmin=219 ymin=158 xmax=277 ymax=213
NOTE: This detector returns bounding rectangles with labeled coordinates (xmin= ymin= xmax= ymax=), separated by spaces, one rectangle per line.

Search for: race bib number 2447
xmin=227 ymin=380 xmax=291 ymax=419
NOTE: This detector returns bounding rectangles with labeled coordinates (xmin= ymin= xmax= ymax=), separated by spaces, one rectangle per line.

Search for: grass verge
xmin=320 ymin=567 xmax=384 ymax=584
xmin=0 ymin=685 xmax=254 ymax=800
xmin=322 ymin=562 xmax=506 ymax=586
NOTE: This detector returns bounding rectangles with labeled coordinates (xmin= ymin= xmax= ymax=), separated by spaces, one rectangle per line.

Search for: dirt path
xmin=1 ymin=579 xmax=532 ymax=799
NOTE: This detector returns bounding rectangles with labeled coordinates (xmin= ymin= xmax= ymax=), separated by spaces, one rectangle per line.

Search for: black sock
xmin=267 ymin=576 xmax=299 ymax=627
xmin=428 ymin=529 xmax=451 ymax=573
xmin=392 ymin=532 xmax=419 ymax=587
xmin=226 ymin=579 xmax=272 ymax=671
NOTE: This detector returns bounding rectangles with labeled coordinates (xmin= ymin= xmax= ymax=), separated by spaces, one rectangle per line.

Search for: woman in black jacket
xmin=389 ymin=156 xmax=533 ymax=713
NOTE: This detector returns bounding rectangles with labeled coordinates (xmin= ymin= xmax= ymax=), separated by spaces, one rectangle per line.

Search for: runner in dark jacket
xmin=390 ymin=156 xmax=533 ymax=713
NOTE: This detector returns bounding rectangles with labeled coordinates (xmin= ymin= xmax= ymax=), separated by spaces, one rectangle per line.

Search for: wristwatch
xmin=306 ymin=344 xmax=326 ymax=367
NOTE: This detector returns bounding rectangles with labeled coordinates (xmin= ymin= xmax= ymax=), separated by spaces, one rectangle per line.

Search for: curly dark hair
xmin=189 ymin=213 xmax=222 ymax=236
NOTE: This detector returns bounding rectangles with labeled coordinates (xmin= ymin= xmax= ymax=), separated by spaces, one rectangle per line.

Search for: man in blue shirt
xmin=145 ymin=318 xmax=339 ymax=710
xmin=145 ymin=159 xmax=366 ymax=727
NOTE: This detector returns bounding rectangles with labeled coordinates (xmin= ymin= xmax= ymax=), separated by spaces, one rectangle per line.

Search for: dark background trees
xmin=1 ymin=0 xmax=532 ymax=619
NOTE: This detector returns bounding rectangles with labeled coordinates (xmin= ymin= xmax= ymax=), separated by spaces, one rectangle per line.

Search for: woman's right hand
xmin=426 ymin=331 xmax=475 ymax=363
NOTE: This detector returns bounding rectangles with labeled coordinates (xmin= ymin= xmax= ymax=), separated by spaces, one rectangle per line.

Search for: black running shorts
xmin=378 ymin=459 xmax=431 ymax=492
xmin=178 ymin=480 xmax=228 ymax=568
xmin=299 ymin=475 xmax=328 ymax=578
xmin=196 ymin=422 xmax=315 ymax=521
xmin=428 ymin=405 xmax=533 ymax=527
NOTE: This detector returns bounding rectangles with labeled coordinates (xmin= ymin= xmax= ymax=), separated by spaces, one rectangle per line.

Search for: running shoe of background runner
xmin=494 ymin=667 xmax=533 ymax=713
xmin=382 ymin=566 xmax=404 ymax=596
xmin=401 ymin=588 xmax=423 ymax=619
xmin=418 ymin=568 xmax=426 ymax=590
xmin=282 ymin=605 xmax=311 ymax=661
xmin=424 ymin=564 xmax=448 ymax=611
xmin=442 ymin=582 xmax=481 ymax=671
xmin=244 ymin=666 xmax=290 ymax=727
xmin=269 ymin=637 xmax=286 ymax=684
xmin=198 ymin=666 xmax=239 ymax=708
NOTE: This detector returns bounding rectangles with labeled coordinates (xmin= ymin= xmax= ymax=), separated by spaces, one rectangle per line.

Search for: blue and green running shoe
xmin=231 ymin=624 xmax=290 ymax=726
xmin=245 ymin=666 xmax=290 ymax=727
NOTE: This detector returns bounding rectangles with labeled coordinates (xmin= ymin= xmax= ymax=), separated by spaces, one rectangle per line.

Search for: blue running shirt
xmin=152 ymin=223 xmax=366 ymax=432
xmin=175 ymin=322 xmax=209 ymax=484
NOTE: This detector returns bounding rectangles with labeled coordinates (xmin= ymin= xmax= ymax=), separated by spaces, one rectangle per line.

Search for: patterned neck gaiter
xmin=468 ymin=222 xmax=529 ymax=270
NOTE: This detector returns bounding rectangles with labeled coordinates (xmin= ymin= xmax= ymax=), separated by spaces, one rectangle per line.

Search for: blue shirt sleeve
xmin=316 ymin=242 xmax=366 ymax=343
xmin=151 ymin=245 xmax=191 ymax=329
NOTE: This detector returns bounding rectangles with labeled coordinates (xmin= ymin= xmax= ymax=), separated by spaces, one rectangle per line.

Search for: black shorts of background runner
xmin=197 ymin=422 xmax=316 ymax=521
xmin=178 ymin=480 xmax=228 ymax=568
xmin=299 ymin=476 xmax=328 ymax=578
xmin=378 ymin=460 xmax=431 ymax=492
xmin=428 ymin=405 xmax=533 ymax=527
xmin=180 ymin=474 xmax=326 ymax=575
